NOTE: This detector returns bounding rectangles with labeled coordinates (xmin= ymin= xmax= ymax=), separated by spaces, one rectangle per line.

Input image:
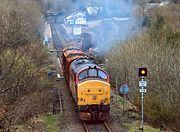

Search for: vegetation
xmin=125 ymin=121 xmax=162 ymax=132
xmin=107 ymin=5 xmax=180 ymax=131
xmin=42 ymin=115 xmax=59 ymax=132
xmin=0 ymin=0 xmax=53 ymax=130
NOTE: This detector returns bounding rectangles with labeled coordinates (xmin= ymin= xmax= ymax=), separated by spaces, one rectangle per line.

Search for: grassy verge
xmin=125 ymin=121 xmax=162 ymax=132
xmin=42 ymin=114 xmax=59 ymax=132
xmin=111 ymin=91 xmax=162 ymax=132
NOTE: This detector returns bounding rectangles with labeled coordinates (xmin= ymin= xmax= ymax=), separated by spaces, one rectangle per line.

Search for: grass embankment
xmin=125 ymin=121 xmax=161 ymax=132
xmin=111 ymin=91 xmax=162 ymax=132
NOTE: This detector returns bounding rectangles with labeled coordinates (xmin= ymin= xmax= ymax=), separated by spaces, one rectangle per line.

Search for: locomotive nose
xmin=78 ymin=81 xmax=110 ymax=106
xmin=77 ymin=80 xmax=110 ymax=121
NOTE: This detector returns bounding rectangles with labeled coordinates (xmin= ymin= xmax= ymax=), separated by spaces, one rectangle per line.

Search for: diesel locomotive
xmin=61 ymin=42 xmax=110 ymax=121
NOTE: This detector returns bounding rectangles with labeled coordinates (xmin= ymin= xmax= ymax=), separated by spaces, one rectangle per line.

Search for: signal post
xmin=138 ymin=68 xmax=147 ymax=131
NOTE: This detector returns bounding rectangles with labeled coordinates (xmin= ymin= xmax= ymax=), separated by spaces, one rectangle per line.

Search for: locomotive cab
xmin=72 ymin=61 xmax=110 ymax=120
xmin=77 ymin=67 xmax=110 ymax=105
xmin=68 ymin=57 xmax=110 ymax=121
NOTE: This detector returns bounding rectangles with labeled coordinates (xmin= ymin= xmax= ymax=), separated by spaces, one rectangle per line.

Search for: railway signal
xmin=138 ymin=67 xmax=148 ymax=131
xmin=139 ymin=89 xmax=146 ymax=93
xmin=139 ymin=80 xmax=147 ymax=87
xmin=138 ymin=68 xmax=147 ymax=77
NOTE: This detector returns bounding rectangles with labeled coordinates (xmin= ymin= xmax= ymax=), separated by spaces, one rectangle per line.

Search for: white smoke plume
xmin=45 ymin=0 xmax=143 ymax=54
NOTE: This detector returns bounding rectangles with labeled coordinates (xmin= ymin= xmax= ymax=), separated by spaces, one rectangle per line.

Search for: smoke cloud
xmin=43 ymin=0 xmax=72 ymax=12
xmin=47 ymin=0 xmax=143 ymax=54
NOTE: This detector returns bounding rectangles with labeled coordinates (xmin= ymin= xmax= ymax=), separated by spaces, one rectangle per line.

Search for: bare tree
xmin=0 ymin=0 xmax=54 ymax=129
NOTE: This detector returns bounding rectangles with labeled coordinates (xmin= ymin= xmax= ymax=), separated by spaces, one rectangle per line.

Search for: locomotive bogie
xmin=78 ymin=105 xmax=110 ymax=121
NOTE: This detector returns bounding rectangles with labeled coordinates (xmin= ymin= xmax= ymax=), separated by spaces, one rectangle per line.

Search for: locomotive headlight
xmin=80 ymin=98 xmax=83 ymax=101
xmin=105 ymin=97 xmax=108 ymax=102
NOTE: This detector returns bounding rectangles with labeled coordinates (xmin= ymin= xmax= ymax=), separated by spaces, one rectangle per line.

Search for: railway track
xmin=82 ymin=121 xmax=112 ymax=132
xmin=50 ymin=22 xmax=65 ymax=114
xmin=52 ymin=87 xmax=64 ymax=114
xmin=51 ymin=22 xmax=70 ymax=48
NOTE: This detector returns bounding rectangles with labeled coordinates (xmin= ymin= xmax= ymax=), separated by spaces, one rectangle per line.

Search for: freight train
xmin=61 ymin=42 xmax=110 ymax=121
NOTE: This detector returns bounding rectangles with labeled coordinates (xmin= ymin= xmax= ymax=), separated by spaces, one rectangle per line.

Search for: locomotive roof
xmin=66 ymin=55 xmax=86 ymax=62
xmin=62 ymin=45 xmax=81 ymax=52
xmin=70 ymin=58 xmax=101 ymax=73
xmin=62 ymin=42 xmax=82 ymax=51
xmin=63 ymin=50 xmax=84 ymax=57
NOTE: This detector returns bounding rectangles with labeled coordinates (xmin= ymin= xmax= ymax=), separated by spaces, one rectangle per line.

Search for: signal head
xmin=138 ymin=68 xmax=147 ymax=76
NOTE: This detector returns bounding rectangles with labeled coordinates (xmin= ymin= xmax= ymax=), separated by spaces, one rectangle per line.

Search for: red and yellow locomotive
xmin=61 ymin=42 xmax=110 ymax=121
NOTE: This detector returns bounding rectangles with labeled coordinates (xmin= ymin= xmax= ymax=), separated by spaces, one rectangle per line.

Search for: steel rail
xmin=82 ymin=121 xmax=112 ymax=132
xmin=82 ymin=121 xmax=90 ymax=132
xmin=103 ymin=122 xmax=112 ymax=132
